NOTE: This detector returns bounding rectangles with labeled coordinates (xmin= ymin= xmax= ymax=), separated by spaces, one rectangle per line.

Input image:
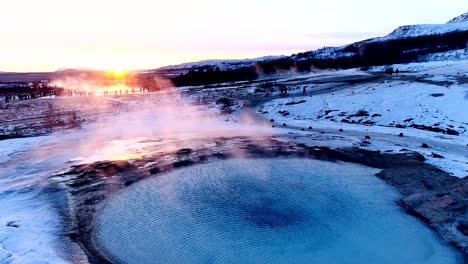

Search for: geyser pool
xmin=95 ymin=159 xmax=462 ymax=263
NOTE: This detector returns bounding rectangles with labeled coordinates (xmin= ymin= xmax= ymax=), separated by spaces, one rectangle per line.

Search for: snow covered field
xmin=0 ymin=58 xmax=467 ymax=263
xmin=260 ymin=61 xmax=468 ymax=178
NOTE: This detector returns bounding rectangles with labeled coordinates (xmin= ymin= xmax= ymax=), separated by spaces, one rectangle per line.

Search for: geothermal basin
xmin=94 ymin=158 xmax=463 ymax=263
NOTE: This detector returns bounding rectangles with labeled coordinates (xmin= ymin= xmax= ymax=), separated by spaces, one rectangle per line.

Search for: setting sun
xmin=107 ymin=68 xmax=129 ymax=78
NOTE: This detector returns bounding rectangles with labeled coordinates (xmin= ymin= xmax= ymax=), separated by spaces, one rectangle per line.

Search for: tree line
xmin=169 ymin=30 xmax=468 ymax=87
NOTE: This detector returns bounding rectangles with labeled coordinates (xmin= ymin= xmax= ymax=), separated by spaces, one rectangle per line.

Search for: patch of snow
xmin=261 ymin=79 xmax=468 ymax=177
xmin=368 ymin=59 xmax=468 ymax=73
xmin=447 ymin=12 xmax=468 ymax=24
xmin=369 ymin=21 xmax=468 ymax=42
xmin=0 ymin=137 xmax=48 ymax=164
xmin=0 ymin=190 xmax=68 ymax=264
xmin=418 ymin=48 xmax=468 ymax=62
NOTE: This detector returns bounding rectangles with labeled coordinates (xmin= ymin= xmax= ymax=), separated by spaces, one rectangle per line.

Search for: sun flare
xmin=107 ymin=68 xmax=129 ymax=78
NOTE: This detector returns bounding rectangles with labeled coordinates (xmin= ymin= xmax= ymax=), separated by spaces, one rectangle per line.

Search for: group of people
xmin=279 ymin=86 xmax=288 ymax=96
xmin=62 ymin=87 xmax=150 ymax=97
xmin=4 ymin=91 xmax=55 ymax=103
xmin=278 ymin=85 xmax=308 ymax=96
xmin=4 ymin=95 xmax=16 ymax=103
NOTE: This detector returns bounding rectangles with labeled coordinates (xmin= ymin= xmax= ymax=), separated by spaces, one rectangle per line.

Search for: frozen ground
xmin=0 ymin=92 xmax=271 ymax=263
xmin=0 ymin=59 xmax=467 ymax=263
xmin=260 ymin=61 xmax=468 ymax=178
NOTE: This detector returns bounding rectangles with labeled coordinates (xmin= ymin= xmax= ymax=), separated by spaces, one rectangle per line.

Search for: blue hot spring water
xmin=95 ymin=159 xmax=463 ymax=264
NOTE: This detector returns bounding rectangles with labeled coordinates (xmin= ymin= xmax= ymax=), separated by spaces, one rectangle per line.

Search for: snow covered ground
xmin=262 ymin=82 xmax=467 ymax=137
xmin=369 ymin=58 xmax=468 ymax=74
xmin=0 ymin=58 xmax=467 ymax=263
xmin=260 ymin=62 xmax=468 ymax=177
xmin=0 ymin=91 xmax=272 ymax=263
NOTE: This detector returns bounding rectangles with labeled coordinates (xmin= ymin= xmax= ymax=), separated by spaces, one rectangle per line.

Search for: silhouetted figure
xmin=303 ymin=86 xmax=307 ymax=95
xmin=396 ymin=69 xmax=400 ymax=75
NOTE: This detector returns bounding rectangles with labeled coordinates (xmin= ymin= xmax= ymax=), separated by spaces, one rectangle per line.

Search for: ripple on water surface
xmin=95 ymin=159 xmax=463 ymax=264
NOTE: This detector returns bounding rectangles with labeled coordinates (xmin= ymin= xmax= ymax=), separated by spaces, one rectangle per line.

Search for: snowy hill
xmin=291 ymin=11 xmax=468 ymax=67
xmin=372 ymin=18 xmax=468 ymax=42
xmin=447 ymin=12 xmax=468 ymax=23
xmin=151 ymin=56 xmax=284 ymax=74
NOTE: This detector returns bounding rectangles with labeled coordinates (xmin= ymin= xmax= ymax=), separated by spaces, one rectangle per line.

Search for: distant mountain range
xmin=153 ymin=11 xmax=468 ymax=74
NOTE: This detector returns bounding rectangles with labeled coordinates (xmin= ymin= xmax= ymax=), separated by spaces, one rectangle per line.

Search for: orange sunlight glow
xmin=107 ymin=68 xmax=129 ymax=78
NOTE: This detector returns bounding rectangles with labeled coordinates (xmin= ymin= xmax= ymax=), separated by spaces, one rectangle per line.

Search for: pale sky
xmin=1 ymin=0 xmax=467 ymax=72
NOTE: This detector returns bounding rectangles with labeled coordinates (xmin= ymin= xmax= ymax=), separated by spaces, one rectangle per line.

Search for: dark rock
xmin=285 ymin=100 xmax=306 ymax=106
xmin=421 ymin=143 xmax=429 ymax=148
xmin=215 ymin=97 xmax=234 ymax=106
xmin=324 ymin=110 xmax=338 ymax=116
xmin=446 ymin=128 xmax=459 ymax=136
xmin=176 ymin=148 xmax=193 ymax=156
xmin=349 ymin=110 xmax=369 ymax=117
xmin=365 ymin=135 xmax=371 ymax=139
xmin=340 ymin=148 xmax=425 ymax=168
xmin=67 ymin=231 xmax=80 ymax=240
xmin=399 ymin=133 xmax=404 ymax=137
xmin=339 ymin=129 xmax=344 ymax=132
xmin=6 ymin=221 xmax=20 ymax=228
xmin=124 ymin=180 xmax=136 ymax=187
xmin=308 ymin=126 xmax=312 ymax=130
xmin=361 ymin=141 xmax=371 ymax=146
xmin=173 ymin=160 xmax=194 ymax=168
xmin=362 ymin=120 xmax=375 ymax=125
xmin=431 ymin=153 xmax=444 ymax=159
xmin=400 ymin=193 xmax=460 ymax=223
xmin=410 ymin=124 xmax=460 ymax=136
xmin=149 ymin=167 xmax=160 ymax=174
xmin=375 ymin=164 xmax=468 ymax=255
xmin=283 ymin=123 xmax=287 ymax=127
xmin=270 ymin=119 xmax=274 ymax=122
xmin=457 ymin=223 xmax=468 ymax=236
